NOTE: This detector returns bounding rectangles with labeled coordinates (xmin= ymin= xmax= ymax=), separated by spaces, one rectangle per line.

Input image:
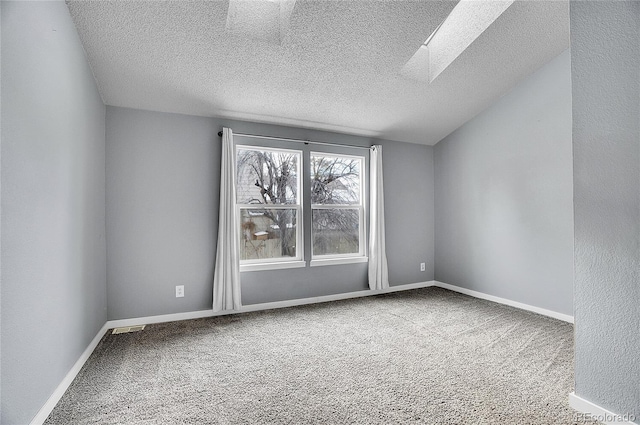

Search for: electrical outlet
xmin=420 ymin=262 xmax=426 ymax=272
xmin=175 ymin=285 xmax=184 ymax=298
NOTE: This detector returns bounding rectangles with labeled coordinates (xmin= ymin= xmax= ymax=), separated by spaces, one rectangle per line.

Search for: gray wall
xmin=434 ymin=49 xmax=574 ymax=315
xmin=571 ymin=2 xmax=639 ymax=418
xmin=106 ymin=106 xmax=434 ymax=319
xmin=106 ymin=107 xmax=220 ymax=319
xmin=1 ymin=2 xmax=107 ymax=424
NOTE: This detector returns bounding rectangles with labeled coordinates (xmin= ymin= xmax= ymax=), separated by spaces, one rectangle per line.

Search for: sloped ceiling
xmin=66 ymin=0 xmax=569 ymax=145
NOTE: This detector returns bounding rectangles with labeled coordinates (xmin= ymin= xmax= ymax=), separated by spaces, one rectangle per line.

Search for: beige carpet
xmin=45 ymin=287 xmax=597 ymax=424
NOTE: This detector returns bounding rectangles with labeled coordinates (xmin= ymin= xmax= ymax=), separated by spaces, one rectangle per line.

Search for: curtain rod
xmin=217 ymin=131 xmax=371 ymax=151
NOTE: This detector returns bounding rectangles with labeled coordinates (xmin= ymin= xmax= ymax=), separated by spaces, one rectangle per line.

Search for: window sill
xmin=310 ymin=257 xmax=368 ymax=267
xmin=240 ymin=260 xmax=306 ymax=273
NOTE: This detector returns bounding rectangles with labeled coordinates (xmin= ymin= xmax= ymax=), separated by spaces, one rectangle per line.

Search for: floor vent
xmin=112 ymin=325 xmax=146 ymax=334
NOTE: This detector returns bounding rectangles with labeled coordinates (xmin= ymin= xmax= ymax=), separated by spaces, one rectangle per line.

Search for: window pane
xmin=237 ymin=148 xmax=299 ymax=205
xmin=312 ymin=209 xmax=359 ymax=256
xmin=240 ymin=208 xmax=298 ymax=260
xmin=310 ymin=155 xmax=361 ymax=205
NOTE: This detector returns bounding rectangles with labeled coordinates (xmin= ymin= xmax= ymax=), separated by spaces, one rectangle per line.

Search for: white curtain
xmin=368 ymin=145 xmax=389 ymax=290
xmin=213 ymin=127 xmax=242 ymax=311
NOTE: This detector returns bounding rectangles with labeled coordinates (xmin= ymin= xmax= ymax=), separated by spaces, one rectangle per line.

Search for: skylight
xmin=401 ymin=0 xmax=515 ymax=83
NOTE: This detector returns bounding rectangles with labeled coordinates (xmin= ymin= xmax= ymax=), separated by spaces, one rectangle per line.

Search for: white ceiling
xmin=66 ymin=0 xmax=569 ymax=146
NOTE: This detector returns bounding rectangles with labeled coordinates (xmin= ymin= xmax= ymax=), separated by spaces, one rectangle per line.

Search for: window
xmin=236 ymin=143 xmax=367 ymax=271
xmin=236 ymin=146 xmax=303 ymax=270
xmin=310 ymin=153 xmax=365 ymax=262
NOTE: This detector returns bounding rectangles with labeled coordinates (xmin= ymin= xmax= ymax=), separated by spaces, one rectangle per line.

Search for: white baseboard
xmin=30 ymin=323 xmax=110 ymax=425
xmin=432 ymin=281 xmax=574 ymax=323
xmin=569 ymin=392 xmax=638 ymax=424
xmin=108 ymin=281 xmax=437 ymax=328
xmin=32 ymin=280 xmax=577 ymax=424
xmin=30 ymin=281 xmax=435 ymax=424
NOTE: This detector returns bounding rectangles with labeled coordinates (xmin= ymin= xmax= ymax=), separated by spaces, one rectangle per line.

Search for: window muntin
xmin=310 ymin=153 xmax=365 ymax=259
xmin=236 ymin=146 xmax=302 ymax=264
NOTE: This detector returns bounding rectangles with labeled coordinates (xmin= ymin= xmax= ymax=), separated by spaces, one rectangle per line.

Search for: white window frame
xmin=236 ymin=145 xmax=305 ymax=272
xmin=309 ymin=152 xmax=367 ymax=267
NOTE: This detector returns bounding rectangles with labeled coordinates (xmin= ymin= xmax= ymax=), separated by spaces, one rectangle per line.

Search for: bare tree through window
xmin=310 ymin=154 xmax=363 ymax=257
xmin=237 ymin=148 xmax=300 ymax=260
xmin=236 ymin=147 xmax=365 ymax=264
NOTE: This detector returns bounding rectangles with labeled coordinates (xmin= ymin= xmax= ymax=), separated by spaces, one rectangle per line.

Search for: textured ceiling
xmin=66 ymin=0 xmax=569 ymax=146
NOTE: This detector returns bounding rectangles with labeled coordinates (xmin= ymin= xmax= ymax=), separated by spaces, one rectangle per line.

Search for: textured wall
xmin=571 ymin=1 xmax=640 ymax=418
xmin=1 ymin=2 xmax=107 ymax=424
xmin=434 ymin=50 xmax=574 ymax=315
xmin=106 ymin=106 xmax=434 ymax=319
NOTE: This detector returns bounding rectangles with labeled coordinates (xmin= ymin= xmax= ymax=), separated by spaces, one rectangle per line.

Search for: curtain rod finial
xmin=218 ymin=131 xmax=223 ymax=137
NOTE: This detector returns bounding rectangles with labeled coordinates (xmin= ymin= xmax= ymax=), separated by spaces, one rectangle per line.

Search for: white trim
xmin=236 ymin=143 xmax=304 ymax=157
xmin=432 ymin=281 xmax=574 ymax=323
xmin=569 ymin=392 xmax=638 ymax=424
xmin=30 ymin=323 xmax=110 ymax=425
xmin=237 ymin=204 xmax=300 ymax=210
xmin=34 ymin=282 xmax=436 ymax=423
xmin=236 ymin=144 xmax=304 ymax=269
xmin=108 ymin=281 xmax=436 ymax=328
xmin=310 ymin=256 xmax=368 ymax=267
xmin=311 ymin=204 xmax=361 ymax=209
xmin=240 ymin=260 xmax=306 ymax=272
xmin=30 ymin=280 xmax=584 ymax=424
xmin=309 ymin=151 xmax=365 ymax=161
xmin=310 ymin=152 xmax=366 ymax=260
